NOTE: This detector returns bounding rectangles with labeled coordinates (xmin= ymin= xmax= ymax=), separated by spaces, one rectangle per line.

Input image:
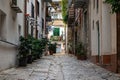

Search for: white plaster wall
xmin=101 ymin=3 xmax=111 ymax=55
xmin=51 ymin=12 xmax=62 ymax=19
xmin=110 ymin=14 xmax=117 ymax=54
xmin=0 ymin=0 xmax=24 ymax=70
xmin=90 ymin=0 xmax=101 ymax=56
xmin=90 ymin=0 xmax=116 ymax=56
xmin=52 ymin=0 xmax=61 ymax=2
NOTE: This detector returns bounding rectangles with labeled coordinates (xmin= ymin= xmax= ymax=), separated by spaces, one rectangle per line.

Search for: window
xmin=54 ymin=14 xmax=58 ymax=19
xmin=31 ymin=3 xmax=34 ymax=18
xmin=12 ymin=0 xmax=17 ymax=5
xmin=96 ymin=0 xmax=99 ymax=13
xmin=0 ymin=10 xmax=6 ymax=40
xmin=93 ymin=20 xmax=94 ymax=30
xmin=93 ymin=0 xmax=95 ymax=9
xmin=42 ymin=18 xmax=44 ymax=33
xmin=18 ymin=25 xmax=21 ymax=37
xmin=96 ymin=21 xmax=99 ymax=31
xmin=53 ymin=28 xmax=60 ymax=36
xmin=37 ymin=1 xmax=39 ymax=16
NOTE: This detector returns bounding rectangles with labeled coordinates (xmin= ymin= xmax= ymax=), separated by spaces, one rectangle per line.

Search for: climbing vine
xmin=105 ymin=0 xmax=120 ymax=13
xmin=61 ymin=0 xmax=68 ymax=24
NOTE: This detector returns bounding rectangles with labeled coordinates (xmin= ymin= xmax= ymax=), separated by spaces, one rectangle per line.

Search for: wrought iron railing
xmin=74 ymin=0 xmax=88 ymax=8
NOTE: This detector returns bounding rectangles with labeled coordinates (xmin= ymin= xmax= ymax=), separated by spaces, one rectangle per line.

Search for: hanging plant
xmin=104 ymin=0 xmax=120 ymax=13
xmin=61 ymin=0 xmax=68 ymax=24
xmin=63 ymin=14 xmax=68 ymax=24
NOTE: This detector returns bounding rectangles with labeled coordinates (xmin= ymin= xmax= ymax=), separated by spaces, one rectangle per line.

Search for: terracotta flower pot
xmin=49 ymin=50 xmax=53 ymax=55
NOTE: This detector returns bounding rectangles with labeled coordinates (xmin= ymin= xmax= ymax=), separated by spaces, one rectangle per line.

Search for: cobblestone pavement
xmin=0 ymin=54 xmax=120 ymax=80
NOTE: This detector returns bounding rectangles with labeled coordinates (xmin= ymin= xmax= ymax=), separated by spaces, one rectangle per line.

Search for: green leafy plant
xmin=32 ymin=37 xmax=48 ymax=58
xmin=61 ymin=0 xmax=68 ymax=24
xmin=50 ymin=36 xmax=60 ymax=41
xmin=18 ymin=36 xmax=31 ymax=66
xmin=63 ymin=14 xmax=68 ymax=24
xmin=104 ymin=0 xmax=120 ymax=13
xmin=75 ymin=42 xmax=86 ymax=56
xmin=18 ymin=36 xmax=30 ymax=58
xmin=48 ymin=42 xmax=57 ymax=54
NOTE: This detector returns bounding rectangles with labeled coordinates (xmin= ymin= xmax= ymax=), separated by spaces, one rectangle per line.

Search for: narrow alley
xmin=0 ymin=53 xmax=120 ymax=80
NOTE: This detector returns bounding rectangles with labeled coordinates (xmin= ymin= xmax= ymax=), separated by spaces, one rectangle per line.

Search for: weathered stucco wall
xmin=0 ymin=0 xmax=24 ymax=71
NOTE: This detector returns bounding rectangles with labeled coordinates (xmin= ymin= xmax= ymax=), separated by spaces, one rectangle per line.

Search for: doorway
xmin=117 ymin=12 xmax=120 ymax=73
xmin=96 ymin=21 xmax=100 ymax=63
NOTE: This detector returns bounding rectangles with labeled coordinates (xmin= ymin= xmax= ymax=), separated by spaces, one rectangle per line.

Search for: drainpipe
xmin=24 ymin=0 xmax=27 ymax=38
xmin=35 ymin=0 xmax=38 ymax=39
xmin=44 ymin=2 xmax=46 ymax=38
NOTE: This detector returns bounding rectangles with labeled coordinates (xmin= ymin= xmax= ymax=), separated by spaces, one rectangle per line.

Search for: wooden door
xmin=117 ymin=12 xmax=120 ymax=73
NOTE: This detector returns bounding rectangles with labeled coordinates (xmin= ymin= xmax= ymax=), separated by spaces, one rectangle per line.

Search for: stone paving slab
xmin=0 ymin=54 xmax=120 ymax=80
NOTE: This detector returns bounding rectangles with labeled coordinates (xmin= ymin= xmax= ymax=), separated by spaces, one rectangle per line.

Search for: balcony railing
xmin=10 ymin=0 xmax=22 ymax=13
xmin=74 ymin=0 xmax=88 ymax=9
xmin=68 ymin=4 xmax=75 ymax=25
xmin=46 ymin=16 xmax=52 ymax=22
xmin=44 ymin=0 xmax=52 ymax=2
xmin=69 ymin=7 xmax=74 ymax=19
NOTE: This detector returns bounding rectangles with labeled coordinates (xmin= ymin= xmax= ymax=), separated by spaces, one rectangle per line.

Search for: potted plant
xmin=32 ymin=38 xmax=44 ymax=60
xmin=32 ymin=38 xmax=39 ymax=60
xmin=48 ymin=42 xmax=56 ymax=55
xmin=18 ymin=36 xmax=29 ymax=66
xmin=68 ymin=42 xmax=72 ymax=54
xmin=75 ymin=42 xmax=87 ymax=60
xmin=27 ymin=35 xmax=33 ymax=63
xmin=48 ymin=43 xmax=54 ymax=55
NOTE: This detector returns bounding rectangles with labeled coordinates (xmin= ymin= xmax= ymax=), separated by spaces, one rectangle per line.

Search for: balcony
xmin=10 ymin=0 xmax=22 ymax=13
xmin=69 ymin=7 xmax=74 ymax=19
xmin=74 ymin=0 xmax=88 ymax=9
xmin=46 ymin=16 xmax=52 ymax=22
xmin=44 ymin=0 xmax=52 ymax=2
xmin=68 ymin=4 xmax=75 ymax=26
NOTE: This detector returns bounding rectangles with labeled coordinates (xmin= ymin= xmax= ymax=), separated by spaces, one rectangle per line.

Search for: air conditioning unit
xmin=10 ymin=0 xmax=22 ymax=13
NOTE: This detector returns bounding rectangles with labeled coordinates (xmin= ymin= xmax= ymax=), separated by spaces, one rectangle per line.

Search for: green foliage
xmin=18 ymin=35 xmax=48 ymax=58
xmin=63 ymin=14 xmax=68 ymax=24
xmin=31 ymin=37 xmax=48 ymax=56
xmin=75 ymin=42 xmax=86 ymax=55
xmin=61 ymin=0 xmax=68 ymax=24
xmin=53 ymin=28 xmax=60 ymax=36
xmin=50 ymin=36 xmax=59 ymax=41
xmin=48 ymin=42 xmax=57 ymax=53
xmin=18 ymin=36 xmax=30 ymax=58
xmin=105 ymin=0 xmax=120 ymax=13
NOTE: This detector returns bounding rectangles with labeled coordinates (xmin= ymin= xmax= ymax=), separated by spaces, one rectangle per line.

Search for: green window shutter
xmin=53 ymin=28 xmax=60 ymax=36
